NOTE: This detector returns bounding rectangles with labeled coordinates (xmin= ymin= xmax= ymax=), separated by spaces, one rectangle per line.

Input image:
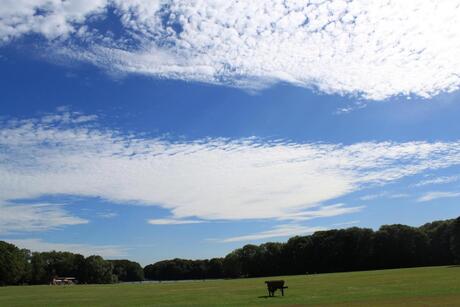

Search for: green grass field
xmin=1 ymin=266 xmax=459 ymax=306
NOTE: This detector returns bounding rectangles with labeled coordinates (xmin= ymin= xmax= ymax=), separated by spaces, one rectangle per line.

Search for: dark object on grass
xmin=265 ymin=280 xmax=288 ymax=296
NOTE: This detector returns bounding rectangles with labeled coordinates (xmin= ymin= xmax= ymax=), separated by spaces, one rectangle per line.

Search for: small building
xmin=51 ymin=277 xmax=77 ymax=285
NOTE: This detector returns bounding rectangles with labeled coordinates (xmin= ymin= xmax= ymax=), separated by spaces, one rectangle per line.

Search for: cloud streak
xmin=277 ymin=203 xmax=364 ymax=221
xmin=2 ymin=1 xmax=460 ymax=99
xmin=221 ymin=224 xmax=326 ymax=243
xmin=148 ymin=218 xmax=203 ymax=225
xmin=3 ymin=112 xmax=460 ymax=226
xmin=0 ymin=202 xmax=88 ymax=234
xmin=359 ymin=192 xmax=409 ymax=201
xmin=417 ymin=191 xmax=460 ymax=202
xmin=413 ymin=175 xmax=460 ymax=187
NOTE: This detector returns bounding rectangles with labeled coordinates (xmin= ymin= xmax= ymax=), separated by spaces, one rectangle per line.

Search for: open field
xmin=1 ymin=266 xmax=459 ymax=306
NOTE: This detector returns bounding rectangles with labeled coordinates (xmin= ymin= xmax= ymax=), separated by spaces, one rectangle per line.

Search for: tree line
xmin=145 ymin=216 xmax=460 ymax=280
xmin=1 ymin=216 xmax=459 ymax=285
xmin=0 ymin=247 xmax=144 ymax=286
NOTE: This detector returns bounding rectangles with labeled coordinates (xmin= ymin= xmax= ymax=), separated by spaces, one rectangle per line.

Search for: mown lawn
xmin=1 ymin=266 xmax=459 ymax=306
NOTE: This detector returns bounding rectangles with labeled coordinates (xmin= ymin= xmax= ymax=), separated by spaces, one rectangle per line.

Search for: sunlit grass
xmin=1 ymin=266 xmax=459 ymax=306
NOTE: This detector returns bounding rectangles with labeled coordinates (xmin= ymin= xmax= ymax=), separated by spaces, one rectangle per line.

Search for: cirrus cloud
xmin=148 ymin=218 xmax=204 ymax=225
xmin=3 ymin=111 xmax=460 ymax=224
xmin=0 ymin=202 xmax=88 ymax=234
xmin=221 ymin=224 xmax=327 ymax=243
xmin=2 ymin=1 xmax=460 ymax=99
xmin=417 ymin=191 xmax=460 ymax=202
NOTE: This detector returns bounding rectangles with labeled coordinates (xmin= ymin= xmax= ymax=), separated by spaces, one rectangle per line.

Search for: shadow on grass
xmin=258 ymin=295 xmax=283 ymax=299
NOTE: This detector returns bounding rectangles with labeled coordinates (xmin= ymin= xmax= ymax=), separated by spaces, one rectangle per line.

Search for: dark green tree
xmin=223 ymin=251 xmax=243 ymax=278
xmin=259 ymin=242 xmax=284 ymax=276
xmin=82 ymin=256 xmax=115 ymax=284
xmin=207 ymin=258 xmax=224 ymax=278
xmin=110 ymin=260 xmax=144 ymax=282
xmin=284 ymin=236 xmax=313 ymax=274
xmin=0 ymin=241 xmax=30 ymax=286
xmin=373 ymin=224 xmax=429 ymax=268
xmin=420 ymin=219 xmax=455 ymax=265
xmin=450 ymin=217 xmax=460 ymax=263
xmin=30 ymin=252 xmax=47 ymax=284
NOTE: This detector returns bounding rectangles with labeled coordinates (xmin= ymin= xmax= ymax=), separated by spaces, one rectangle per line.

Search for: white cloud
xmin=359 ymin=193 xmax=386 ymax=201
xmin=3 ymin=112 xmax=460 ymax=222
xmin=221 ymin=224 xmax=326 ymax=243
xmin=359 ymin=192 xmax=409 ymax=201
xmin=221 ymin=216 xmax=361 ymax=243
xmin=413 ymin=175 xmax=460 ymax=187
xmin=277 ymin=203 xmax=364 ymax=221
xmin=0 ymin=202 xmax=88 ymax=234
xmin=3 ymin=1 xmax=460 ymax=99
xmin=98 ymin=211 xmax=118 ymax=219
xmin=0 ymin=0 xmax=108 ymax=41
xmin=5 ymin=238 xmax=126 ymax=258
xmin=148 ymin=218 xmax=203 ymax=225
xmin=41 ymin=112 xmax=98 ymax=124
xmin=417 ymin=191 xmax=460 ymax=202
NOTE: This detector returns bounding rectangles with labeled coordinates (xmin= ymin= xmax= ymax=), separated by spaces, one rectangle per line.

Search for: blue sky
xmin=1 ymin=1 xmax=460 ymax=266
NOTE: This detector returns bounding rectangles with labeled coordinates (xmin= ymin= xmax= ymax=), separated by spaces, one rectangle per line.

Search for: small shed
xmin=51 ymin=277 xmax=77 ymax=285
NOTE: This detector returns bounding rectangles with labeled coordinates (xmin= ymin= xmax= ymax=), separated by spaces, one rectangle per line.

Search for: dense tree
xmin=373 ymin=225 xmax=429 ymax=269
xmin=237 ymin=244 xmax=263 ymax=277
xmin=420 ymin=219 xmax=455 ymax=265
xmin=258 ymin=242 xmax=284 ymax=276
xmin=29 ymin=252 xmax=47 ymax=284
xmin=27 ymin=251 xmax=87 ymax=284
xmin=81 ymin=256 xmax=115 ymax=284
xmin=340 ymin=227 xmax=374 ymax=271
xmin=144 ymin=259 xmax=196 ymax=280
xmin=451 ymin=217 xmax=460 ymax=263
xmin=207 ymin=258 xmax=224 ymax=279
xmin=307 ymin=228 xmax=374 ymax=273
xmin=284 ymin=236 xmax=313 ymax=274
xmin=142 ymin=216 xmax=459 ymax=281
xmin=2 ymin=215 xmax=460 ymax=285
xmin=143 ymin=263 xmax=156 ymax=280
xmin=223 ymin=251 xmax=242 ymax=278
xmin=110 ymin=260 xmax=144 ymax=282
xmin=0 ymin=241 xmax=30 ymax=286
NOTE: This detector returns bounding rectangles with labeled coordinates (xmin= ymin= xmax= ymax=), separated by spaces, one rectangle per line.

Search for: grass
xmin=1 ymin=266 xmax=460 ymax=306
